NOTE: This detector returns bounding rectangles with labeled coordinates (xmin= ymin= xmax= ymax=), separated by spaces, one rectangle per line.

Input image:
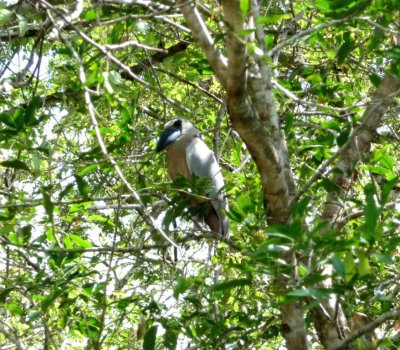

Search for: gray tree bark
xmin=314 ymin=73 xmax=400 ymax=350
xmin=177 ymin=1 xmax=308 ymax=348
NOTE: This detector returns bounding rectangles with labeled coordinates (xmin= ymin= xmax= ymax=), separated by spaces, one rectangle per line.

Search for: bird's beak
xmin=156 ymin=126 xmax=181 ymax=152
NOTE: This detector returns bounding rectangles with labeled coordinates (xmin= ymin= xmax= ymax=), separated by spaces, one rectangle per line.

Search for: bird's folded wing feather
xmin=185 ymin=137 xmax=224 ymax=197
xmin=186 ymin=138 xmax=229 ymax=235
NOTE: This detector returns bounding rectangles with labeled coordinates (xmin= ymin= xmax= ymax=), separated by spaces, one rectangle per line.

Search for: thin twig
xmin=290 ymin=85 xmax=400 ymax=208
xmin=47 ymin=12 xmax=179 ymax=249
xmin=105 ymin=40 xmax=167 ymax=51
xmin=0 ymin=231 xmax=243 ymax=254
xmin=38 ymin=0 xmax=190 ymax=113
xmin=337 ymin=202 xmax=397 ymax=228
xmin=268 ymin=17 xmax=351 ymax=57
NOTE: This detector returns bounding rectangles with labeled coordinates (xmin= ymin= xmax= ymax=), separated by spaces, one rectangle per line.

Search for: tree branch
xmin=176 ymin=0 xmax=227 ymax=86
xmin=267 ymin=17 xmax=351 ymax=57
xmin=126 ymin=42 xmax=189 ymax=74
xmin=309 ymin=72 xmax=400 ymax=350
xmin=0 ymin=231 xmax=243 ymax=255
xmin=321 ymin=72 xmax=400 ymax=223
xmin=332 ymin=309 xmax=400 ymax=350
xmin=38 ymin=0 xmax=190 ymax=113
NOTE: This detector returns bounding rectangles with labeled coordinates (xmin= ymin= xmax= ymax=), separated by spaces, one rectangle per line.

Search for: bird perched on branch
xmin=156 ymin=118 xmax=229 ymax=236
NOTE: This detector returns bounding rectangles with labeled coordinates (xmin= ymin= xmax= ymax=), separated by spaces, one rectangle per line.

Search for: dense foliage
xmin=0 ymin=0 xmax=399 ymax=349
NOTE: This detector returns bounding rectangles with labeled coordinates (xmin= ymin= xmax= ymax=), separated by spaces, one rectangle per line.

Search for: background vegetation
xmin=0 ymin=0 xmax=399 ymax=349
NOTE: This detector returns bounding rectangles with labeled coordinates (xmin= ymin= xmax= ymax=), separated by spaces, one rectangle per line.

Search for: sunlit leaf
xmin=66 ymin=234 xmax=92 ymax=248
xmin=344 ymin=253 xmax=357 ymax=282
xmin=256 ymin=13 xmax=291 ymax=24
xmin=84 ymin=9 xmax=97 ymax=20
xmin=17 ymin=15 xmax=28 ymax=36
xmin=240 ymin=0 xmax=249 ymax=15
xmin=0 ymin=9 xmax=13 ymax=25
xmin=264 ymin=34 xmax=275 ymax=50
xmin=6 ymin=303 xmax=23 ymax=315
xmin=357 ymin=252 xmax=371 ymax=276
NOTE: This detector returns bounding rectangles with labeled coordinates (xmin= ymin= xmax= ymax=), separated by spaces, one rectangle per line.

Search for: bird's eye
xmin=174 ymin=119 xmax=182 ymax=128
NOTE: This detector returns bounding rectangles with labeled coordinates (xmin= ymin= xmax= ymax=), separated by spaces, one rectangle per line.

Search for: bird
xmin=156 ymin=118 xmax=229 ymax=236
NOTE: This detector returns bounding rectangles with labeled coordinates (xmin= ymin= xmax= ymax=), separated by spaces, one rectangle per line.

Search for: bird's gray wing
xmin=186 ymin=137 xmax=229 ymax=235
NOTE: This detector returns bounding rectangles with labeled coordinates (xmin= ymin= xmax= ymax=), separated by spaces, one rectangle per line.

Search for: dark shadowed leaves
xmin=143 ymin=325 xmax=158 ymax=350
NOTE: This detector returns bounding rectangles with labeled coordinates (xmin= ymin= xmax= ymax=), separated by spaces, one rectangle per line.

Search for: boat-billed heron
xmin=156 ymin=118 xmax=229 ymax=236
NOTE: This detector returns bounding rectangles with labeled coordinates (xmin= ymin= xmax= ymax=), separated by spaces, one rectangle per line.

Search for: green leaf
xmin=267 ymin=224 xmax=298 ymax=240
xmin=369 ymin=73 xmax=382 ymax=87
xmin=66 ymin=234 xmax=92 ymax=249
xmin=41 ymin=189 xmax=54 ymax=220
xmin=174 ymin=276 xmax=187 ymax=299
xmin=287 ymin=288 xmax=331 ymax=298
xmin=24 ymin=96 xmax=42 ymax=126
xmin=28 ymin=310 xmax=42 ymax=322
xmin=0 ymin=9 xmax=14 ymax=25
xmin=240 ymin=0 xmax=249 ymax=15
xmin=331 ymin=255 xmax=345 ymax=278
xmin=17 ymin=15 xmax=28 ymax=36
xmin=380 ymin=177 xmax=399 ymax=205
xmin=0 ymin=287 xmax=13 ymax=303
xmin=7 ymin=303 xmax=23 ymax=315
xmin=314 ymin=0 xmax=369 ymax=18
xmin=19 ymin=225 xmax=32 ymax=243
xmin=210 ymin=278 xmax=251 ymax=291
xmin=108 ymin=70 xmax=123 ymax=86
xmin=12 ymin=108 xmax=24 ymax=131
xmin=78 ymin=163 xmax=100 ymax=176
xmin=292 ymin=196 xmax=310 ymax=219
xmin=369 ymin=165 xmax=390 ymax=175
xmin=64 ymin=234 xmax=73 ymax=249
xmin=59 ymin=183 xmax=74 ymax=200
xmin=357 ymin=252 xmax=371 ymax=276
xmin=322 ymin=120 xmax=340 ymax=131
xmin=330 ymin=0 xmax=357 ymax=10
xmin=0 ymin=112 xmax=16 ymax=128
xmin=327 ymin=47 xmax=336 ymax=59
xmin=264 ymin=34 xmax=275 ymax=50
xmin=313 ymin=0 xmax=331 ymax=13
xmin=1 ymin=159 xmax=30 ymax=172
xmin=252 ymin=242 xmax=291 ymax=257
xmin=84 ymin=9 xmax=97 ymax=21
xmin=75 ymin=174 xmax=90 ymax=197
xmin=256 ymin=13 xmax=291 ymax=24
xmin=337 ymin=128 xmax=350 ymax=146
xmin=319 ymin=178 xmax=341 ymax=193
xmin=163 ymin=327 xmax=178 ymax=350
xmin=143 ymin=325 xmax=158 ymax=350
xmin=344 ymin=252 xmax=357 ymax=282
xmin=88 ymin=214 xmax=111 ymax=224
xmin=336 ymin=34 xmax=354 ymax=65
xmin=83 ymin=317 xmax=101 ymax=341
